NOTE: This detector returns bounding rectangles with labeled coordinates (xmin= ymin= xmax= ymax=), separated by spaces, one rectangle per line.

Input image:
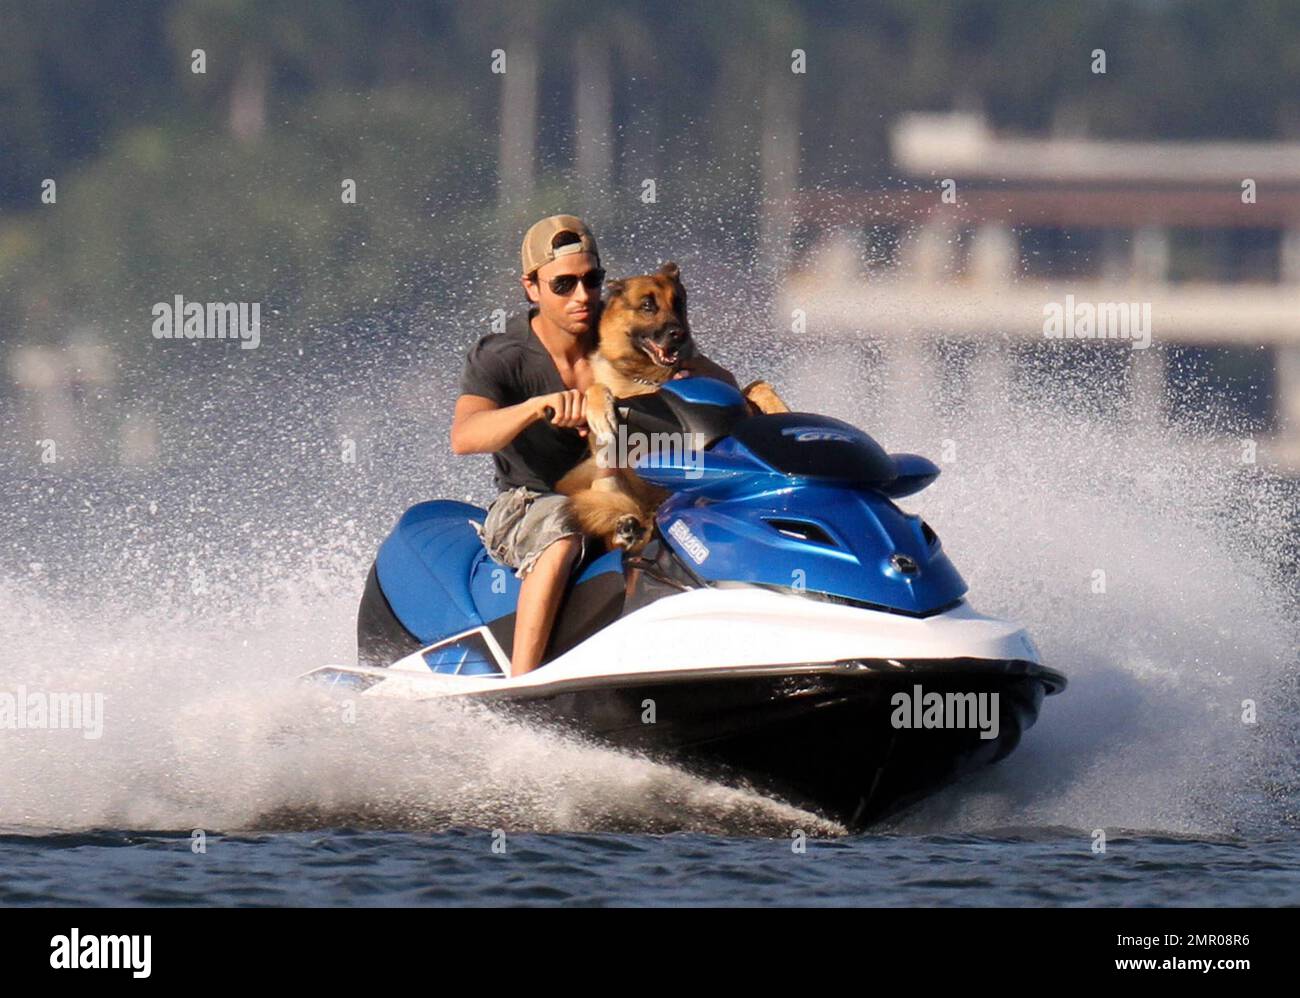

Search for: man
xmin=451 ymin=214 xmax=738 ymax=676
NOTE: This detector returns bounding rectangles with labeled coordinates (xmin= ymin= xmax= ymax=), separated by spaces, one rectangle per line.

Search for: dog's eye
xmin=640 ymin=296 xmax=657 ymax=312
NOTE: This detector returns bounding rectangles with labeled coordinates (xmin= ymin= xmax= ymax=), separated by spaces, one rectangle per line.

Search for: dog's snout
xmin=661 ymin=325 xmax=686 ymax=343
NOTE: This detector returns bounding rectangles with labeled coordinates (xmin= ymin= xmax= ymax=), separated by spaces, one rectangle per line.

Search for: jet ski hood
xmin=628 ymin=392 xmax=964 ymax=615
xmin=653 ymin=482 xmax=967 ymax=615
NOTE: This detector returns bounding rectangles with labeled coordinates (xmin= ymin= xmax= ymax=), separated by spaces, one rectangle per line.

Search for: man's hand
xmin=672 ymin=354 xmax=739 ymax=388
xmin=537 ymin=389 xmax=589 ymax=436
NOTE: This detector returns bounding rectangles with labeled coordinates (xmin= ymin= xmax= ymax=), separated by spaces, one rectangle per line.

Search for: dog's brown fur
xmin=555 ymin=262 xmax=789 ymax=554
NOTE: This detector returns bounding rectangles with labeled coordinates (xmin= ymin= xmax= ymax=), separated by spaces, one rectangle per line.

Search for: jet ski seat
xmin=360 ymin=500 xmax=628 ymax=669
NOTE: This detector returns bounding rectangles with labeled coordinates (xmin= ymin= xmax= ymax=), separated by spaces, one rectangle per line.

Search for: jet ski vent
xmin=765 ymin=518 xmax=837 ymax=547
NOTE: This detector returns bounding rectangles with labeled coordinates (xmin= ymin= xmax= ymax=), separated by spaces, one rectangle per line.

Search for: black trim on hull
xmin=356 ymin=562 xmax=424 ymax=669
xmin=469 ymin=658 xmax=1062 ymax=829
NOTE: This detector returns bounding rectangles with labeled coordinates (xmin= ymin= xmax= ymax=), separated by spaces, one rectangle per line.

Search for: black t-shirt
xmin=458 ymin=310 xmax=590 ymax=493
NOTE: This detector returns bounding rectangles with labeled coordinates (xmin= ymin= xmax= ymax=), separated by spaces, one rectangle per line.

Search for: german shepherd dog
xmin=555 ymin=262 xmax=789 ymax=554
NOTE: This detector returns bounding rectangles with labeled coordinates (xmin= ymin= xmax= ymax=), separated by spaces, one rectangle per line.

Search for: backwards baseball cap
xmin=521 ymin=214 xmax=600 ymax=276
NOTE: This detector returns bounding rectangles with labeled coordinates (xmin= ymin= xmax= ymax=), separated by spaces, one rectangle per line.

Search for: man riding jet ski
xmin=306 ymin=377 xmax=1066 ymax=828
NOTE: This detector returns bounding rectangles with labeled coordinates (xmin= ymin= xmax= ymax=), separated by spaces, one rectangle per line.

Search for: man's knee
xmin=522 ymin=533 xmax=583 ymax=578
xmin=546 ymin=533 xmax=583 ymax=564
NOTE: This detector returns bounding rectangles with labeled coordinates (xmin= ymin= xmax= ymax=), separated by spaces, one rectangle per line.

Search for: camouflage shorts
xmin=473 ymin=486 xmax=587 ymax=580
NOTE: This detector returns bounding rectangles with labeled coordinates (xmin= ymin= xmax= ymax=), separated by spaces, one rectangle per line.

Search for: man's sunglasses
xmin=537 ymin=268 xmax=605 ymax=296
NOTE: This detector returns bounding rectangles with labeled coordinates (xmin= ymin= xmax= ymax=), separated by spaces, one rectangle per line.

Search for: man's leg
xmin=510 ymin=534 xmax=583 ymax=676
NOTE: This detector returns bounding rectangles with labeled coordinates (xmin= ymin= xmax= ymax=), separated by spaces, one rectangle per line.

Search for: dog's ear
xmin=659 ymin=262 xmax=688 ymax=321
xmin=605 ymin=277 xmax=625 ymax=298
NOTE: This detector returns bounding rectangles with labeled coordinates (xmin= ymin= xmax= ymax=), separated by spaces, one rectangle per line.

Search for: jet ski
xmin=305 ymin=378 xmax=1066 ymax=828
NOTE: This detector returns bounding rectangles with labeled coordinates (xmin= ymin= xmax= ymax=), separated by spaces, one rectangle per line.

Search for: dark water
xmin=3 ymin=829 xmax=1298 ymax=907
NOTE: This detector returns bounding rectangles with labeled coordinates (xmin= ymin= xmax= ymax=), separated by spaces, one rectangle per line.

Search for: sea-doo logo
xmin=668 ymin=519 xmax=709 ymax=564
xmin=780 ymin=426 xmax=855 ymax=443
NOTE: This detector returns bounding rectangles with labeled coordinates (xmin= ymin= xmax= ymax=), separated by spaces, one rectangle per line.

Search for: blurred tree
xmin=3 ymin=0 xmax=1300 ymax=357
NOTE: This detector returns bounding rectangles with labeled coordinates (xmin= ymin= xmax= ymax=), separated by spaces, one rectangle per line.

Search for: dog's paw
xmin=612 ymin=513 xmax=648 ymax=551
xmin=742 ymin=379 xmax=791 ymax=415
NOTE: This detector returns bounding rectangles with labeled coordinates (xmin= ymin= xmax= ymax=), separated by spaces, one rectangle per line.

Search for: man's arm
xmin=451 ymin=391 xmax=587 ymax=456
xmin=454 ymin=334 xmax=589 ymax=455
